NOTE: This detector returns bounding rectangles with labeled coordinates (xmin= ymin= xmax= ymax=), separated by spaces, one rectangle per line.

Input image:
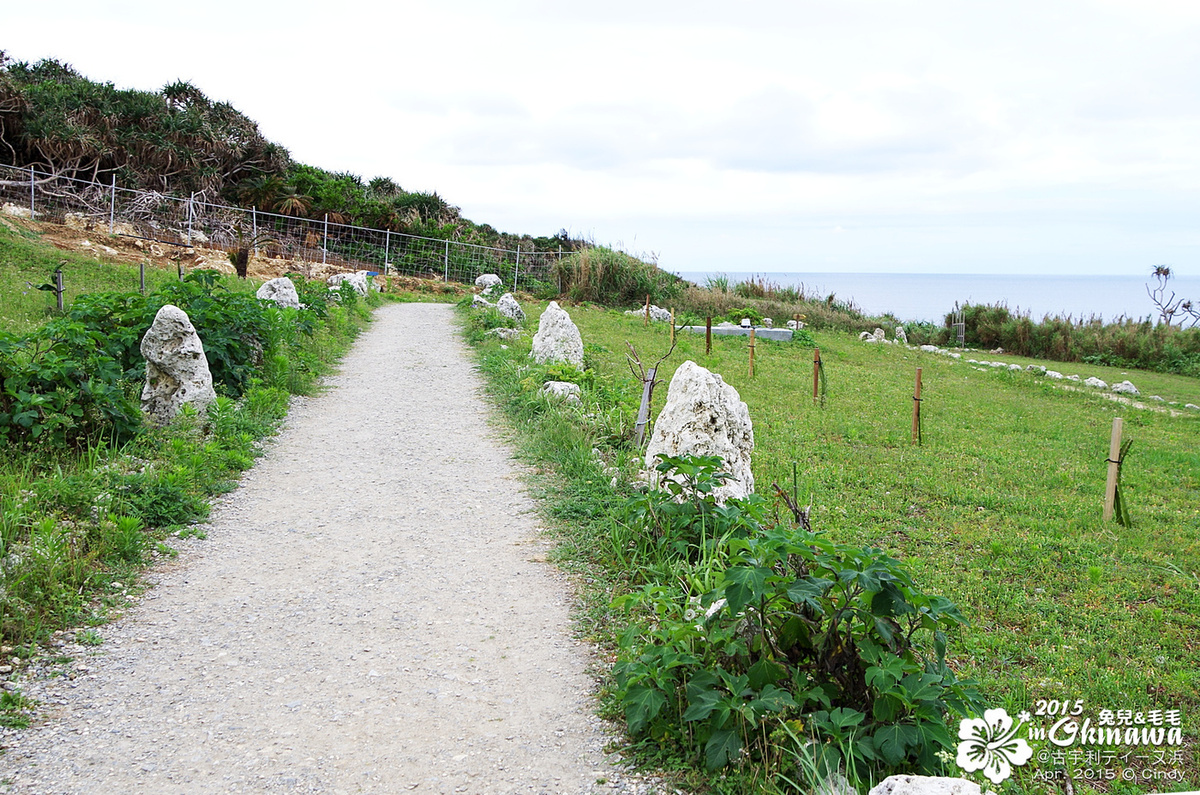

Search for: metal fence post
xmin=322 ymin=213 xmax=328 ymax=265
xmin=29 ymin=167 xmax=35 ymax=220
xmin=514 ymin=245 xmax=521 ymax=290
xmin=109 ymin=175 xmax=117 ymax=234
xmin=384 ymin=230 xmax=390 ymax=273
xmin=443 ymin=240 xmax=450 ymax=282
xmin=252 ymin=206 xmax=258 ymax=255
xmin=187 ymin=193 xmax=194 ymax=246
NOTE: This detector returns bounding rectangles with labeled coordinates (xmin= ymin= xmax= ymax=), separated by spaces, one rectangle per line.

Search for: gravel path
xmin=0 ymin=302 xmax=643 ymax=794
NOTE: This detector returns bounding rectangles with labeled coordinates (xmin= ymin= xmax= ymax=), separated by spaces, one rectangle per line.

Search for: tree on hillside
xmin=0 ymin=53 xmax=289 ymax=197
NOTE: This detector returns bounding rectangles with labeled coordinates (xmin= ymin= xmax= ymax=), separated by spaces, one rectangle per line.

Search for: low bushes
xmin=940 ymin=303 xmax=1200 ymax=377
xmin=553 ymin=246 xmax=685 ymax=306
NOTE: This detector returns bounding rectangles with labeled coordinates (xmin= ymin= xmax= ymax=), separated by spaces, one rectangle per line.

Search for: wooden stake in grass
xmin=644 ymin=294 xmax=650 ymax=327
xmin=705 ymin=316 xmax=712 ymax=355
xmin=748 ymin=327 xmax=756 ymax=378
xmin=912 ymin=367 xmax=923 ymax=445
xmin=1103 ymin=417 xmax=1124 ymax=522
xmin=812 ymin=348 xmax=820 ymax=404
xmin=139 ymin=260 xmax=146 ymax=295
xmin=670 ymin=308 xmax=675 ymax=346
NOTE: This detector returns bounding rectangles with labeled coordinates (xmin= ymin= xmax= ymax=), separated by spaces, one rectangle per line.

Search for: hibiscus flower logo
xmin=956 ymin=707 xmax=1034 ymax=784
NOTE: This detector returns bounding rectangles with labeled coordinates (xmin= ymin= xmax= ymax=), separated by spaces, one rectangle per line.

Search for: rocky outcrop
xmin=256 ymin=277 xmax=301 ymax=309
xmin=645 ymin=361 xmax=754 ymax=503
xmin=140 ymin=304 xmax=217 ymax=427
xmin=496 ymin=293 xmax=525 ymax=322
xmin=623 ymin=305 xmax=672 ymax=323
xmin=531 ymin=302 xmax=584 ymax=367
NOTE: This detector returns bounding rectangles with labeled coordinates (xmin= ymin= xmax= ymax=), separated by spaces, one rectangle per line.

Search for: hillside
xmin=0 ymin=51 xmax=576 ymax=255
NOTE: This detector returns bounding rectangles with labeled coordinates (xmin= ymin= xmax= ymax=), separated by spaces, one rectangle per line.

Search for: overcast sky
xmin=7 ymin=0 xmax=1200 ymax=276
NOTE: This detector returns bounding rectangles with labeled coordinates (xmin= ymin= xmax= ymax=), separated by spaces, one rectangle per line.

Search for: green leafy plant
xmin=613 ymin=455 xmax=982 ymax=784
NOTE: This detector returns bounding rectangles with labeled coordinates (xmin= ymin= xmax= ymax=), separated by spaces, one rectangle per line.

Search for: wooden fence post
xmin=644 ymin=294 xmax=650 ymax=327
xmin=1103 ymin=418 xmax=1124 ymax=521
xmin=749 ymin=328 xmax=756 ymax=378
xmin=705 ymin=316 xmax=712 ymax=355
xmin=812 ymin=348 xmax=820 ymax=404
xmin=912 ymin=368 xmax=923 ymax=444
xmin=670 ymin=308 xmax=675 ymax=346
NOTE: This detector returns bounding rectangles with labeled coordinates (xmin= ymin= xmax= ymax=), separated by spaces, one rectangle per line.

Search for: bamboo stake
xmin=1103 ymin=417 xmax=1124 ymax=521
xmin=813 ymin=348 xmax=820 ymax=403
xmin=912 ymin=368 xmax=923 ymax=444
xmin=749 ymin=327 xmax=756 ymax=378
xmin=705 ymin=317 xmax=712 ymax=355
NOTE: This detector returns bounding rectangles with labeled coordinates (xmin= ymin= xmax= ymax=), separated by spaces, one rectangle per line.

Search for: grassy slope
xmin=502 ymin=304 xmax=1200 ymax=779
xmin=0 ymin=218 xmax=192 ymax=333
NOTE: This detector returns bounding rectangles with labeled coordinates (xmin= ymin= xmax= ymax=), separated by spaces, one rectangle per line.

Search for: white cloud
xmin=3 ymin=0 xmax=1199 ymax=275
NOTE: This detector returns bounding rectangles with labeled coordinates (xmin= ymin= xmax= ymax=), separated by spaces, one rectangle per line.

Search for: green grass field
xmin=467 ymin=301 xmax=1199 ymax=793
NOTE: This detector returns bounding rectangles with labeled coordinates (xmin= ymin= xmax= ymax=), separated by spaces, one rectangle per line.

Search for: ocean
xmin=671 ymin=271 xmax=1200 ymax=325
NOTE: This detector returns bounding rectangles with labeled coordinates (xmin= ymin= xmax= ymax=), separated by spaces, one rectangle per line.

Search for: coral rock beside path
xmin=0 ymin=302 xmax=628 ymax=794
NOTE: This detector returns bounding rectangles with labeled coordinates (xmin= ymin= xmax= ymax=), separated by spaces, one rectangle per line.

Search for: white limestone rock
xmin=645 ymin=361 xmax=754 ymax=503
xmin=740 ymin=318 xmax=752 ymax=328
xmin=895 ymin=326 xmax=908 ymax=344
xmin=1008 ymin=364 xmax=1023 ymax=371
xmin=762 ymin=317 xmax=773 ymax=328
xmin=475 ymin=273 xmax=503 ymax=289
xmin=496 ymin=292 xmax=525 ymax=322
xmin=868 ymin=775 xmax=982 ymax=795
xmin=1045 ymin=370 xmax=1063 ymax=379
xmin=140 ymin=304 xmax=217 ymax=427
xmin=472 ymin=294 xmax=494 ymax=309
xmin=485 ymin=327 xmax=522 ymax=340
xmin=2 ymin=203 xmax=32 ymax=219
xmin=1111 ymin=380 xmax=1139 ymax=395
xmin=1186 ymin=403 xmax=1200 ymax=410
xmin=328 ymin=271 xmax=369 ymax=296
xmin=256 ymin=277 xmax=301 ymax=309
xmin=873 ymin=327 xmax=886 ymax=341
xmin=786 ymin=320 xmax=798 ymax=329
xmin=920 ymin=345 xmax=940 ymax=353
xmin=1084 ymin=376 xmax=1109 ymax=389
xmin=1066 ymin=374 xmax=1081 ymax=381
xmin=1026 ymin=365 xmax=1046 ymax=374
xmin=530 ymin=301 xmax=584 ymax=367
xmin=1148 ymin=395 xmax=1165 ymax=402
xmin=541 ymin=381 xmax=581 ymax=403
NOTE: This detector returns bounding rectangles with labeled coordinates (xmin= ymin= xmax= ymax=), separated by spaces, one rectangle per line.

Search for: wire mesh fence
xmin=0 ymin=163 xmax=560 ymax=291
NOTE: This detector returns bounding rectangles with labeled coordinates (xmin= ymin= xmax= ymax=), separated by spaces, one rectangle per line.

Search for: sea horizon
xmin=670 ymin=271 xmax=1200 ymax=325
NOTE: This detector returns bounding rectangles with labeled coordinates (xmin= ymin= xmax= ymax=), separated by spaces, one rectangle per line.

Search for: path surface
xmin=0 ymin=303 xmax=632 ymax=794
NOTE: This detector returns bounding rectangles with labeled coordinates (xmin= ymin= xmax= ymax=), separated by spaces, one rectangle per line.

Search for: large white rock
xmin=1084 ymin=376 xmax=1109 ymax=389
xmin=531 ymin=301 xmax=584 ymax=367
xmin=328 ymin=271 xmax=369 ymax=296
xmin=868 ymin=776 xmax=982 ymax=795
xmin=472 ymin=294 xmax=494 ymax=309
xmin=140 ymin=304 xmax=217 ymax=427
xmin=873 ymin=327 xmax=886 ymax=341
xmin=496 ymin=292 xmax=525 ymax=322
xmin=645 ymin=361 xmax=754 ymax=503
xmin=475 ymin=273 xmax=503 ymax=289
xmin=1111 ymin=380 xmax=1139 ymax=395
xmin=256 ymin=277 xmax=301 ymax=309
xmin=895 ymin=326 xmax=908 ymax=344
